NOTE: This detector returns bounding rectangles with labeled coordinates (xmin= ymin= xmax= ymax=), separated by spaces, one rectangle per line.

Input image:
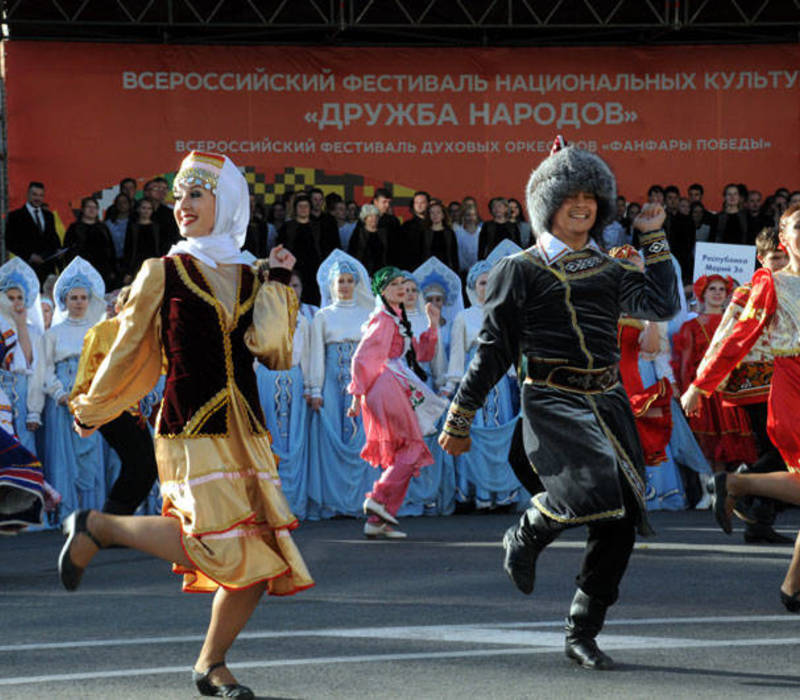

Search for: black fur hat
xmin=525 ymin=145 xmax=617 ymax=241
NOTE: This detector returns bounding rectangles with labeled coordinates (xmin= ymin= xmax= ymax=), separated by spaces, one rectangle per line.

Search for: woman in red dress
xmin=611 ymin=246 xmax=673 ymax=466
xmin=674 ymin=274 xmax=757 ymax=471
xmin=682 ymin=204 xmax=800 ymax=610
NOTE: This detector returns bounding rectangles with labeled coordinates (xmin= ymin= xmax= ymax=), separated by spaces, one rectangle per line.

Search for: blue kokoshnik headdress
xmin=0 ymin=258 xmax=40 ymax=309
xmin=328 ymin=260 xmax=362 ymax=285
xmin=466 ymin=260 xmax=493 ymax=291
xmin=57 ymin=273 xmax=93 ymax=307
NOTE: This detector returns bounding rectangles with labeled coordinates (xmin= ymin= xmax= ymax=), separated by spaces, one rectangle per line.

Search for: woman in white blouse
xmin=306 ymin=250 xmax=374 ymax=519
xmin=37 ymin=257 xmax=106 ymax=520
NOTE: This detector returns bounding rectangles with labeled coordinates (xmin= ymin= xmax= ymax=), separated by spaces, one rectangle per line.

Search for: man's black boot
xmin=744 ymin=522 xmax=794 ymax=544
xmin=501 ymin=507 xmax=559 ymax=595
xmin=564 ymin=589 xmax=614 ymax=670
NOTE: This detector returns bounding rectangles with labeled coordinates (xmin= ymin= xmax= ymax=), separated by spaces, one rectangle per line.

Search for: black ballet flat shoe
xmin=193 ymin=662 xmax=255 ymax=699
xmin=58 ymin=509 xmax=103 ymax=592
xmin=780 ymin=589 xmax=800 ymax=613
xmin=709 ymin=473 xmax=732 ymax=535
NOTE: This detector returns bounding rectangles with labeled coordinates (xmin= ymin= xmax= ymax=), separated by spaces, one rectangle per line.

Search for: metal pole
xmin=0 ymin=38 xmax=8 ymax=264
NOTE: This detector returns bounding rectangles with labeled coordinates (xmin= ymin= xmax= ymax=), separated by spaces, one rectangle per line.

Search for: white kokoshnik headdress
xmin=53 ymin=256 xmax=106 ymax=325
xmin=316 ymin=249 xmax=373 ymax=310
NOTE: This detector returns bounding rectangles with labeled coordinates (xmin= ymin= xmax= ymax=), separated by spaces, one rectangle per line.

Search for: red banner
xmin=6 ymin=41 xmax=800 ymax=222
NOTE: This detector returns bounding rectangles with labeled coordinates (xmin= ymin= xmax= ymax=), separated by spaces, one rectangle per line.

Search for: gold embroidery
xmin=443 ymin=402 xmax=477 ymax=438
xmin=182 ymin=388 xmax=228 ymax=437
xmin=618 ymin=317 xmax=645 ymax=330
xmin=167 ymin=257 xmax=265 ymax=440
xmin=587 ymin=394 xmax=647 ymax=509
xmin=740 ymin=305 xmax=768 ymax=322
xmin=232 ymin=383 xmax=269 ymax=437
xmin=559 ymin=262 xmax=594 ymax=369
xmin=531 ymin=492 xmax=625 ymax=525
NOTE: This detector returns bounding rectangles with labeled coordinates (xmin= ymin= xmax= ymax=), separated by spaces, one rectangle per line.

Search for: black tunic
xmin=63 ymin=221 xmax=119 ymax=289
xmin=277 ymin=219 xmax=339 ymax=306
xmin=478 ymin=220 xmax=521 ymax=260
xmin=446 ymin=230 xmax=679 ymax=534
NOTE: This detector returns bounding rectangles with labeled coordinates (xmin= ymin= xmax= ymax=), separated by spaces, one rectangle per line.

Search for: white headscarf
xmin=167 ymin=151 xmax=252 ymax=268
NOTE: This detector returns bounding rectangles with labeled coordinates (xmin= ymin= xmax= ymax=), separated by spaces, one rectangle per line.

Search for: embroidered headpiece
xmin=328 ymin=260 xmax=361 ymax=284
xmin=371 ymin=266 xmax=404 ymax=296
xmin=466 ymin=260 xmax=493 ymax=291
xmin=174 ymin=151 xmax=226 ymax=195
xmin=0 ymin=258 xmax=39 ymax=309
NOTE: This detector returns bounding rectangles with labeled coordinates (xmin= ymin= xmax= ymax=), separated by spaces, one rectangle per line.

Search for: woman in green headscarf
xmin=346 ymin=266 xmax=447 ymax=538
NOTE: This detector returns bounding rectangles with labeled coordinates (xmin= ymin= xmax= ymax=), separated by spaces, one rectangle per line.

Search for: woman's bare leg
xmin=67 ymin=511 xmax=193 ymax=570
xmin=728 ymin=471 xmax=800 ymax=505
xmin=194 ymin=582 xmax=267 ymax=686
xmin=781 ymin=531 xmax=800 ymax=597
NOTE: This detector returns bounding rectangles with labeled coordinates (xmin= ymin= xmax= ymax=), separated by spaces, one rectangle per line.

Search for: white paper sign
xmin=692 ymin=242 xmax=756 ymax=287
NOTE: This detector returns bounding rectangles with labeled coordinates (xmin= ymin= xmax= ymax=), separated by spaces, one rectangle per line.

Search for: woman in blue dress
xmin=443 ymin=259 xmax=521 ymax=510
xmin=306 ymin=250 xmax=374 ymax=519
xmin=37 ymin=256 xmax=107 ymax=520
xmin=405 ymin=258 xmax=465 ymax=515
xmin=0 ymin=257 xmax=46 ymax=455
xmin=638 ymin=322 xmax=712 ymax=510
xmin=256 ymin=268 xmax=312 ymax=519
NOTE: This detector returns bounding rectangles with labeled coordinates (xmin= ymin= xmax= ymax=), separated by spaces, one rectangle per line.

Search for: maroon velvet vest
xmin=158 ymin=254 xmax=267 ymax=438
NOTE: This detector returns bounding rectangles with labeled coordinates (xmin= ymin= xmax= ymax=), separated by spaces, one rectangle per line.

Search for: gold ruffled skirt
xmin=156 ymin=397 xmax=313 ymax=596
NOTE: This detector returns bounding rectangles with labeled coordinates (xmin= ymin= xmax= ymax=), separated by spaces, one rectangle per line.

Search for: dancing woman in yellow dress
xmin=61 ymin=151 xmax=313 ymax=699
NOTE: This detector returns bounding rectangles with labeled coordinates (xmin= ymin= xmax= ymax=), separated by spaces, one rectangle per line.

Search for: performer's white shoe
xmin=363 ymin=521 xmax=407 ymax=539
xmin=363 ymin=497 xmax=399 ymax=525
xmin=695 ymin=476 xmax=713 ymax=510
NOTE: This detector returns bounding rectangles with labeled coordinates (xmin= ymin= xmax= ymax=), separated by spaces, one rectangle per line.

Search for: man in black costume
xmin=439 ymin=140 xmax=679 ymax=670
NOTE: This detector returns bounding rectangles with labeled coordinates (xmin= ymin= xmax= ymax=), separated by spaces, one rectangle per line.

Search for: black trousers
xmin=529 ymin=477 xmax=637 ymax=608
xmin=99 ymin=412 xmax=158 ymax=515
xmin=572 ymin=480 xmax=637 ymax=607
xmin=742 ymin=401 xmax=786 ymax=525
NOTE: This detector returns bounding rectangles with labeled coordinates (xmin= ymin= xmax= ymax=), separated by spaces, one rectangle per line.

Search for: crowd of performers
xmin=4 ymin=231 xmax=783 ymax=537
xmin=0 ymin=143 xmax=798 ymax=696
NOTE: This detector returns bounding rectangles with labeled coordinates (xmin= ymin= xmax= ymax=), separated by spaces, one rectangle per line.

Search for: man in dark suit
xmin=5 ymin=181 xmax=63 ymax=283
xmin=144 ymin=177 xmax=180 ymax=254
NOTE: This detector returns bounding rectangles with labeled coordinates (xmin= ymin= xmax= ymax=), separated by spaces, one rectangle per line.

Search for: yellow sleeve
xmin=69 ymin=319 xmax=120 ymax=401
xmin=70 ymin=258 xmax=165 ymax=427
xmin=244 ymin=279 xmax=298 ymax=372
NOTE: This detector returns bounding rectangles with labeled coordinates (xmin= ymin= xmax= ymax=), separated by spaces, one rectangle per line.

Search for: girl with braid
xmin=347 ymin=266 xmax=447 ymax=538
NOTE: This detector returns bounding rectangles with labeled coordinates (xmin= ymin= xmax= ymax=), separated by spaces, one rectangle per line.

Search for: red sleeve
xmin=693 ymin=268 xmax=777 ymax=395
xmin=413 ymin=325 xmax=438 ymax=363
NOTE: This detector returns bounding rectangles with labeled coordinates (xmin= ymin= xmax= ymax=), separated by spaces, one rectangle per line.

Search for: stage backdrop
xmin=6 ymin=41 xmax=800 ymax=223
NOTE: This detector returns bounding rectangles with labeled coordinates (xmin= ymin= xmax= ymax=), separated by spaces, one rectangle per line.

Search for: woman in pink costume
xmin=347 ymin=266 xmax=447 ymax=538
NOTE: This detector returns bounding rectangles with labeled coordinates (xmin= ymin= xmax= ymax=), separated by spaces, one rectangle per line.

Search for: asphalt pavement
xmin=1 ymin=509 xmax=800 ymax=699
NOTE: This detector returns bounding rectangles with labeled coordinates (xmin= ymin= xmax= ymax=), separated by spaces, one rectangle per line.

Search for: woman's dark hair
xmin=80 ymin=196 xmax=99 ymax=210
xmin=134 ymin=197 xmax=153 ymax=220
xmin=106 ymin=193 xmax=131 ymax=223
xmin=379 ymin=295 xmax=427 ymax=382
xmin=293 ymin=193 xmax=311 ymax=215
xmin=425 ymin=198 xmax=451 ymax=230
xmin=508 ymin=197 xmax=527 ymax=222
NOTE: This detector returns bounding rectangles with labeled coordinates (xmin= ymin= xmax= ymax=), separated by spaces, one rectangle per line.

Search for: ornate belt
xmin=525 ymin=359 xmax=620 ymax=395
